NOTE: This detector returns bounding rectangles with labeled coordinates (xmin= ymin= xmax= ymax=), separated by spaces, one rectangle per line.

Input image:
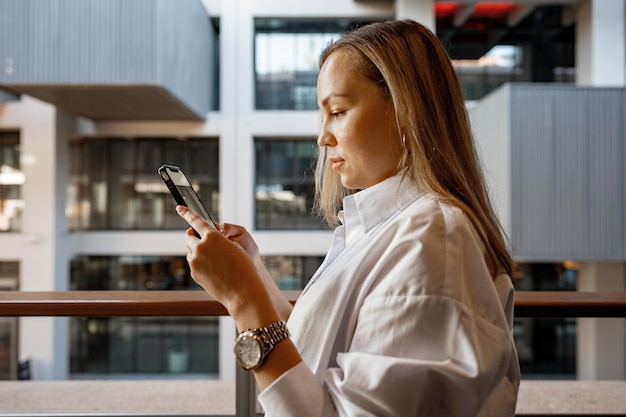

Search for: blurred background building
xmin=0 ymin=0 xmax=624 ymax=383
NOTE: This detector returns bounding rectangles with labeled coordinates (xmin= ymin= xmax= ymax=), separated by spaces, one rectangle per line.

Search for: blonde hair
xmin=314 ymin=19 xmax=513 ymax=278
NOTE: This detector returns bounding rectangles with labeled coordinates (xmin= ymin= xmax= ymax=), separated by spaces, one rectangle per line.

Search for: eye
xmin=330 ymin=110 xmax=346 ymax=118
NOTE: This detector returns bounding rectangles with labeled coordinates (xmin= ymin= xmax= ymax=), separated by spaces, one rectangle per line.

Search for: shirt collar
xmin=340 ymin=172 xmax=423 ymax=236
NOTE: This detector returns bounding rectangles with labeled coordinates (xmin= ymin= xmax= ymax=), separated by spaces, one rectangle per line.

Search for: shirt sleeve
xmin=323 ymin=295 xmax=517 ymax=417
xmin=258 ymin=361 xmax=325 ymax=417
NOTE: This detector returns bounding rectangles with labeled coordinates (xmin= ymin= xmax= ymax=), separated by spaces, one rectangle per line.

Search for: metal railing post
xmin=235 ymin=365 xmax=257 ymax=417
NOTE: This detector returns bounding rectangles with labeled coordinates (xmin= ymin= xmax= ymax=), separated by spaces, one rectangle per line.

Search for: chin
xmin=339 ymin=177 xmax=356 ymax=190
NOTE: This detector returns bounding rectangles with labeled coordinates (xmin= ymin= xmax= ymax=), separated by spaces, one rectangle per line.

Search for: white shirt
xmin=259 ymin=173 xmax=520 ymax=417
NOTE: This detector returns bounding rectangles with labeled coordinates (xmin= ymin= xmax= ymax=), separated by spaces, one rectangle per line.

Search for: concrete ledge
xmin=0 ymin=380 xmax=235 ymax=415
xmin=516 ymin=380 xmax=626 ymax=415
xmin=0 ymin=379 xmax=625 ymax=415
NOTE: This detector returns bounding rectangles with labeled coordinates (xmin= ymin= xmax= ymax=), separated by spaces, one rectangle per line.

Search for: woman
xmin=177 ymin=19 xmax=520 ymax=416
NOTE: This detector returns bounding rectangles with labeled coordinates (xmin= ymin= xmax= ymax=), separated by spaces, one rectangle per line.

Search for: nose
xmin=317 ymin=120 xmax=336 ymax=147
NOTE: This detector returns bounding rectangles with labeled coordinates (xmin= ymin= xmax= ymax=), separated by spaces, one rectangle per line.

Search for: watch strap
xmin=262 ymin=320 xmax=290 ymax=346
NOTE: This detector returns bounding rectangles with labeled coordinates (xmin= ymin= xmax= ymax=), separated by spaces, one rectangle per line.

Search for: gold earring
xmin=402 ymin=135 xmax=411 ymax=155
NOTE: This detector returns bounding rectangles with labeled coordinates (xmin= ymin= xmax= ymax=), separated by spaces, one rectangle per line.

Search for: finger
xmin=176 ymin=206 xmax=215 ymax=237
xmin=220 ymin=223 xmax=246 ymax=239
xmin=219 ymin=223 xmax=235 ymax=237
xmin=184 ymin=231 xmax=202 ymax=256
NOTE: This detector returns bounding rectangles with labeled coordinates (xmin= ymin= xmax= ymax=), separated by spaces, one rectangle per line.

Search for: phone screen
xmin=158 ymin=164 xmax=217 ymax=230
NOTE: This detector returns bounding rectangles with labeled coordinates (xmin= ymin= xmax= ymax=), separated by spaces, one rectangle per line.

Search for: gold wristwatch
xmin=233 ymin=320 xmax=290 ymax=370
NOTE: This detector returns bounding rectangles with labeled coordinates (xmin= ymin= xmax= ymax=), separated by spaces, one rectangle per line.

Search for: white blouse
xmin=259 ymin=173 xmax=520 ymax=417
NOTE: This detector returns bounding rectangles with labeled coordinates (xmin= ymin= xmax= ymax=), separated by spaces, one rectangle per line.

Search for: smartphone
xmin=158 ymin=164 xmax=218 ymax=231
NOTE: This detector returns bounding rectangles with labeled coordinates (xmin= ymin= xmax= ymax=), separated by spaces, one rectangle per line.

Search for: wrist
xmin=227 ymin=284 xmax=280 ymax=332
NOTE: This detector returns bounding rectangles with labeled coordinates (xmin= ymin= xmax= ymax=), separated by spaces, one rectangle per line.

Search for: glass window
xmin=0 ymin=261 xmax=19 ymax=380
xmin=440 ymin=5 xmax=576 ymax=100
xmin=254 ymin=19 xmax=377 ymax=110
xmin=255 ymin=138 xmax=326 ymax=230
xmin=261 ymin=255 xmax=324 ymax=290
xmin=453 ymin=45 xmax=526 ymax=101
xmin=210 ymin=17 xmax=221 ymax=112
xmin=0 ymin=131 xmax=22 ymax=232
xmin=513 ymin=262 xmax=577 ymax=379
xmin=67 ymin=138 xmax=219 ymax=231
xmin=69 ymin=255 xmax=218 ymax=377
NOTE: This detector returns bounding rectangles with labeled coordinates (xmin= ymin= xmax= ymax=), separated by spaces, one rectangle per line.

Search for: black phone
xmin=158 ymin=164 xmax=218 ymax=231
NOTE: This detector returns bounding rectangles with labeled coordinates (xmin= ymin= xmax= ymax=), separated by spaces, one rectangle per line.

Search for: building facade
xmin=0 ymin=0 xmax=624 ymax=382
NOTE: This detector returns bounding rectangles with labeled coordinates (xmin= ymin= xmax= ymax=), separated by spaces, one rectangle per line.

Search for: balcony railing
xmin=0 ymin=290 xmax=625 ymax=417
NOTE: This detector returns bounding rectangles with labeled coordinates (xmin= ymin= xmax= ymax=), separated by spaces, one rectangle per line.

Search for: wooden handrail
xmin=513 ymin=290 xmax=626 ymax=317
xmin=0 ymin=290 xmax=625 ymax=317
xmin=0 ymin=290 xmax=300 ymax=317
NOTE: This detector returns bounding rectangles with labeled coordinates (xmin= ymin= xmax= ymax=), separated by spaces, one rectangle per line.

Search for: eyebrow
xmin=319 ymin=93 xmax=350 ymax=107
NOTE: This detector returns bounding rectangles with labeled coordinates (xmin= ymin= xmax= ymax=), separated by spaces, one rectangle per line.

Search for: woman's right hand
xmin=177 ymin=206 xmax=293 ymax=322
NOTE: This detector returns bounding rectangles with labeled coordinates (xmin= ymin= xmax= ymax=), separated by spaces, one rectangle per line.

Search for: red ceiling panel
xmin=435 ymin=2 xmax=461 ymax=18
xmin=472 ymin=2 xmax=515 ymax=18
xmin=435 ymin=2 xmax=515 ymax=20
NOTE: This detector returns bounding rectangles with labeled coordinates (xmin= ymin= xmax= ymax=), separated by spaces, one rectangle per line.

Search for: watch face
xmin=234 ymin=333 xmax=262 ymax=370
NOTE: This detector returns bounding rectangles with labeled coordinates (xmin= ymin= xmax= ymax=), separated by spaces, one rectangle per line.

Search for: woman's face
xmin=317 ymin=50 xmax=402 ymax=190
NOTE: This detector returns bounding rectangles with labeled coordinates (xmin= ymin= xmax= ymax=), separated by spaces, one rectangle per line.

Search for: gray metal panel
xmin=156 ymin=0 xmax=212 ymax=117
xmin=552 ymin=89 xmax=590 ymax=257
xmin=0 ymin=0 xmax=156 ymax=84
xmin=587 ymin=90 xmax=624 ymax=259
xmin=511 ymin=86 xmax=552 ymax=260
xmin=469 ymin=84 xmax=512 ymax=238
xmin=510 ymin=84 xmax=625 ymax=261
xmin=0 ymin=0 xmax=212 ymax=120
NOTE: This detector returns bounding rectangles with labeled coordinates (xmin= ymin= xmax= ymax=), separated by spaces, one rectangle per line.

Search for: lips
xmin=329 ymin=157 xmax=344 ymax=171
